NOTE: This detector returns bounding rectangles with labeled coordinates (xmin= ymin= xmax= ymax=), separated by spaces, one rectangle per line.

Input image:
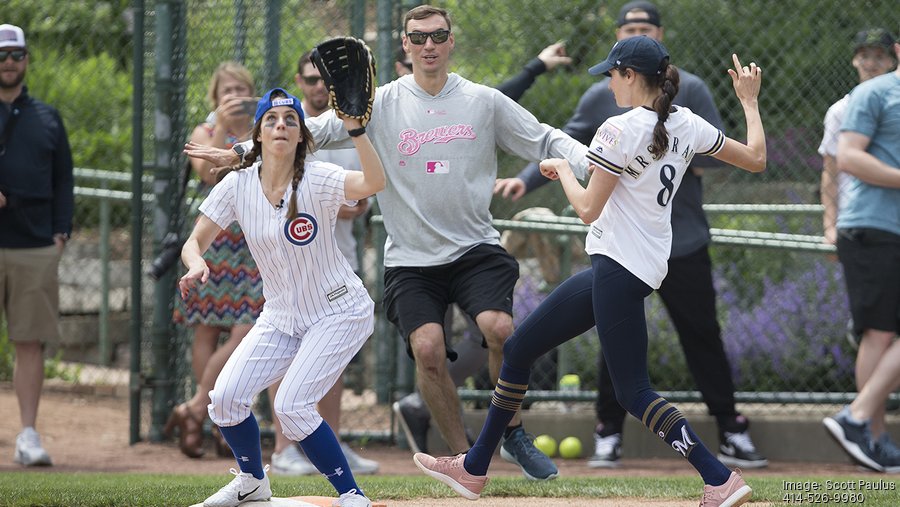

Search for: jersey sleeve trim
xmin=696 ymin=130 xmax=725 ymax=156
xmin=586 ymin=151 xmax=624 ymax=175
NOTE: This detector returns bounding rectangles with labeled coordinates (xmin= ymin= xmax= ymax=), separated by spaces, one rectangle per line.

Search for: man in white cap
xmin=0 ymin=23 xmax=74 ymax=467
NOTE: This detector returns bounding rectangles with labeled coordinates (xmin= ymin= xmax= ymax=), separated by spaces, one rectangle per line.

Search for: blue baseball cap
xmin=588 ymin=35 xmax=669 ymax=77
xmin=254 ymin=88 xmax=305 ymax=123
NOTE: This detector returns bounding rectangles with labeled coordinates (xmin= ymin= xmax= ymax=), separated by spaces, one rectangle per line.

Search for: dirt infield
xmin=0 ymin=384 xmax=868 ymax=506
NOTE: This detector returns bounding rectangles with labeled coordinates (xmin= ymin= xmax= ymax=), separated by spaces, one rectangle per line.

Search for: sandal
xmin=164 ymin=403 xmax=206 ymax=458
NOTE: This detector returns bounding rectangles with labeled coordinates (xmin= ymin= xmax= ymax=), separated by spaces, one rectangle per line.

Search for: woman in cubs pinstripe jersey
xmin=179 ymin=88 xmax=384 ymax=507
xmin=416 ymin=36 xmax=766 ymax=507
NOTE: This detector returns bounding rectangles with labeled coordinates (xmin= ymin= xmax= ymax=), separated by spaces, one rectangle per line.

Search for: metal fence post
xmin=129 ymin=0 xmax=145 ymax=445
xmin=262 ymin=0 xmax=281 ymax=91
xmin=99 ymin=180 xmax=111 ymax=366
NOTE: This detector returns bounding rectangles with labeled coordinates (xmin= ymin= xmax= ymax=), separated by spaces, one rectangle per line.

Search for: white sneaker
xmin=14 ymin=427 xmax=52 ymax=466
xmin=203 ymin=466 xmax=272 ymax=507
xmin=341 ymin=443 xmax=379 ymax=475
xmin=271 ymin=445 xmax=317 ymax=476
xmin=332 ymin=489 xmax=372 ymax=507
xmin=587 ymin=432 xmax=621 ymax=468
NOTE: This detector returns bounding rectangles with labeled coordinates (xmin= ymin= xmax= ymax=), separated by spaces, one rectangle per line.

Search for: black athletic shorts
xmin=384 ymin=243 xmax=519 ymax=361
xmin=837 ymin=227 xmax=900 ymax=335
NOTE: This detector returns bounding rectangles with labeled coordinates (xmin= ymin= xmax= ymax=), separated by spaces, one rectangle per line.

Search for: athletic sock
xmin=299 ymin=421 xmax=362 ymax=497
xmin=465 ymin=361 xmax=530 ymax=476
xmin=217 ymin=414 xmax=265 ymax=479
xmin=631 ymin=391 xmax=730 ymax=486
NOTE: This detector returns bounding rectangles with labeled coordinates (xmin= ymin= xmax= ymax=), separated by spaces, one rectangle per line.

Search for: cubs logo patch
xmin=284 ymin=213 xmax=318 ymax=246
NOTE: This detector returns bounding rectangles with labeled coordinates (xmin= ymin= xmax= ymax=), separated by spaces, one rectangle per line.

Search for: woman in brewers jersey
xmin=179 ymin=88 xmax=384 ymax=507
xmin=415 ymin=36 xmax=765 ymax=507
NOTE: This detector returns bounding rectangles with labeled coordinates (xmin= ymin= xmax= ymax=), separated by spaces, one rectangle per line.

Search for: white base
xmin=189 ymin=498 xmax=320 ymax=507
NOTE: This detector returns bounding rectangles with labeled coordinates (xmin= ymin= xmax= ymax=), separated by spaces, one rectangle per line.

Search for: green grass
xmin=0 ymin=472 xmax=898 ymax=506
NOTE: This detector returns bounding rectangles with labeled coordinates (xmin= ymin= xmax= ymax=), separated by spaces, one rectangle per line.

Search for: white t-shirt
xmin=584 ymin=106 xmax=724 ymax=289
xmin=818 ymin=95 xmax=852 ymax=213
xmin=199 ymin=160 xmax=371 ymax=333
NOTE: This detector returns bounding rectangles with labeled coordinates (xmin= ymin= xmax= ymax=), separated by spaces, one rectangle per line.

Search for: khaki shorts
xmin=0 ymin=246 xmax=61 ymax=343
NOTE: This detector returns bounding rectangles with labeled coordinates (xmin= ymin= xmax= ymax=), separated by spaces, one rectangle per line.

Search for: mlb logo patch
xmin=426 ymin=160 xmax=449 ymax=174
xmin=284 ymin=213 xmax=318 ymax=246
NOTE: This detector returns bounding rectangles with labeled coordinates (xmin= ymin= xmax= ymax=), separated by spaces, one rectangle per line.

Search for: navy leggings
xmin=503 ymin=254 xmax=654 ymax=414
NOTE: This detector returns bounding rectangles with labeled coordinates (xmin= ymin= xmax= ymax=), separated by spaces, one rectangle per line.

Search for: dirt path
xmin=0 ymin=384 xmax=869 ymax=506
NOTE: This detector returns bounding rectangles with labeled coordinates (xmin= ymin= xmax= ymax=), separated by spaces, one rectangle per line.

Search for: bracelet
xmin=347 ymin=126 xmax=366 ymax=138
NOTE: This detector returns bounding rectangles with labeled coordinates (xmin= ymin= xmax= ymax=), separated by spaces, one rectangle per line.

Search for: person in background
xmin=493 ymin=0 xmax=767 ymax=469
xmin=0 ymin=23 xmax=74 ymax=468
xmin=388 ymin=37 xmax=575 ymax=457
xmin=822 ymin=32 xmax=900 ymax=474
xmin=819 ymin=28 xmax=896 ymax=246
xmin=168 ymin=61 xmax=265 ymax=459
xmin=416 ymin=35 xmax=766 ymax=507
xmin=265 ymin=49 xmax=379 ymax=477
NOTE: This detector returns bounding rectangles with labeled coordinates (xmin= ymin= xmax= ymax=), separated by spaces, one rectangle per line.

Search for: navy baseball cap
xmin=254 ymin=88 xmax=305 ymax=123
xmin=853 ymin=28 xmax=896 ymax=53
xmin=589 ymin=35 xmax=669 ymax=76
xmin=616 ymin=1 xmax=662 ymax=28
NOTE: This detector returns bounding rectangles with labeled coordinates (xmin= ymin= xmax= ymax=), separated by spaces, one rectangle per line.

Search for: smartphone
xmin=240 ymin=99 xmax=258 ymax=116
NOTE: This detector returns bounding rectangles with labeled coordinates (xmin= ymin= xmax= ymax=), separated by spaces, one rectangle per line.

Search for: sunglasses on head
xmin=0 ymin=49 xmax=26 ymax=62
xmin=406 ymin=29 xmax=450 ymax=45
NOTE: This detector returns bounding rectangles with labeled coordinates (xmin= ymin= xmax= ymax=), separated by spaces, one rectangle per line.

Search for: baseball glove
xmin=310 ymin=37 xmax=376 ymax=126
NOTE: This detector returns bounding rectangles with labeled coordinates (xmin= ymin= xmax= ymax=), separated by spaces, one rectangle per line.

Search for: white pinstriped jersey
xmin=584 ymin=106 xmax=724 ymax=289
xmin=198 ymin=160 xmax=371 ymax=333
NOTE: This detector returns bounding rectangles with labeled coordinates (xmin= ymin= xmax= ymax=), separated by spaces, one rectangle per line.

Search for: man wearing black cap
xmin=819 ymin=28 xmax=897 ymax=246
xmin=494 ymin=0 xmax=768 ymax=469
xmin=0 ymin=23 xmax=74 ymax=467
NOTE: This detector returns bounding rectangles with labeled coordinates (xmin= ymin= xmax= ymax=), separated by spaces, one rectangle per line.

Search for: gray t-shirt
xmin=308 ymin=73 xmax=589 ymax=267
xmin=519 ymin=69 xmax=724 ymax=258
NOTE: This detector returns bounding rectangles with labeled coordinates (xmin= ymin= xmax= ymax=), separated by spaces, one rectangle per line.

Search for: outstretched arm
xmin=184 ymin=141 xmax=242 ymax=168
xmin=341 ymin=117 xmax=385 ymax=200
xmin=715 ymin=54 xmax=766 ymax=173
xmin=540 ymin=159 xmax=617 ymax=224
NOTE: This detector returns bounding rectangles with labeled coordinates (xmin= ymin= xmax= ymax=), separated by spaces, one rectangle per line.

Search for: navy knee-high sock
xmin=299 ymin=421 xmax=362 ymax=497
xmin=630 ymin=391 xmax=730 ymax=485
xmin=464 ymin=362 xmax=530 ymax=476
xmin=217 ymin=414 xmax=265 ymax=479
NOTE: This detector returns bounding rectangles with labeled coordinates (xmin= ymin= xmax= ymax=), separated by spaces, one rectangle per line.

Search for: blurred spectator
xmin=265 ymin=49 xmax=380 ymax=477
xmin=167 ymin=61 xmax=264 ymax=459
xmin=493 ymin=0 xmax=768 ymax=469
xmin=819 ymin=28 xmax=897 ymax=246
xmin=0 ymin=23 xmax=73 ymax=467
xmin=823 ymin=32 xmax=900 ymax=473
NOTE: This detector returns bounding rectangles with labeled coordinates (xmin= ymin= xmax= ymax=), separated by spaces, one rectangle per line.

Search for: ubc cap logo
xmin=284 ymin=213 xmax=318 ymax=246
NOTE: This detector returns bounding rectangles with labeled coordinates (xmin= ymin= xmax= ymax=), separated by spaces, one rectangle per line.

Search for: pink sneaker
xmin=413 ymin=453 xmax=488 ymax=500
xmin=700 ymin=470 xmax=752 ymax=507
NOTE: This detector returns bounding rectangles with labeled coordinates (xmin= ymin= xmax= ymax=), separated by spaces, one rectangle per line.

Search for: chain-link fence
xmin=4 ymin=0 xmax=897 ymax=448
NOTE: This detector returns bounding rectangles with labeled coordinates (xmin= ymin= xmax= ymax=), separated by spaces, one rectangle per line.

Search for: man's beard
xmin=0 ymin=68 xmax=25 ymax=89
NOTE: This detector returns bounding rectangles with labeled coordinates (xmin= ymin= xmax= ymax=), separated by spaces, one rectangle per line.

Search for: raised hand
xmin=184 ymin=141 xmax=240 ymax=167
xmin=538 ymin=42 xmax=572 ymax=71
xmin=727 ymin=54 xmax=762 ymax=103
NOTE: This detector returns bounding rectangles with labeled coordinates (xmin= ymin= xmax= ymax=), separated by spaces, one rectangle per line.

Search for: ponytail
xmin=648 ymin=63 xmax=680 ymax=161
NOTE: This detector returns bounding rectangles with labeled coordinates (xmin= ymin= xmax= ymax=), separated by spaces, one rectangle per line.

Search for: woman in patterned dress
xmin=166 ymin=61 xmax=263 ymax=458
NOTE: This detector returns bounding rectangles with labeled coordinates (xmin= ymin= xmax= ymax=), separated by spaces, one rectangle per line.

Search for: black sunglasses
xmin=0 ymin=49 xmax=26 ymax=62
xmin=406 ymin=29 xmax=450 ymax=45
xmin=301 ymin=75 xmax=323 ymax=86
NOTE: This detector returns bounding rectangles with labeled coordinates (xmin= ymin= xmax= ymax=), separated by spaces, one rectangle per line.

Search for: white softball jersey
xmin=308 ymin=147 xmax=364 ymax=272
xmin=198 ymin=160 xmax=373 ymax=333
xmin=584 ymin=106 xmax=724 ymax=289
xmin=306 ymin=73 xmax=591 ymax=267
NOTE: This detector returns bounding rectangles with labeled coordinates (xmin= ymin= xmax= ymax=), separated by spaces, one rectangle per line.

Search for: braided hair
xmin=648 ymin=62 xmax=680 ymax=160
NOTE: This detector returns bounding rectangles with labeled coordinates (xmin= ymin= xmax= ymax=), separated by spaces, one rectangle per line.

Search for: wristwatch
xmin=232 ymin=143 xmax=246 ymax=161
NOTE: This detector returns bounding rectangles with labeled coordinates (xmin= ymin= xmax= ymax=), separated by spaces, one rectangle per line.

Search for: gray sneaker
xmin=587 ymin=432 xmax=622 ymax=468
xmin=500 ymin=427 xmax=559 ymax=480
xmin=14 ymin=428 xmax=52 ymax=467
xmin=270 ymin=445 xmax=317 ymax=476
xmin=341 ymin=442 xmax=379 ymax=475
xmin=823 ymin=406 xmax=882 ymax=472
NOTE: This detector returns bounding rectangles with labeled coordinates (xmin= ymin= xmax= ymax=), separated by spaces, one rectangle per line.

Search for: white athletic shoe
xmin=14 ymin=427 xmax=52 ymax=466
xmin=341 ymin=443 xmax=379 ymax=475
xmin=203 ymin=466 xmax=272 ymax=507
xmin=271 ymin=445 xmax=317 ymax=476
xmin=332 ymin=489 xmax=372 ymax=507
